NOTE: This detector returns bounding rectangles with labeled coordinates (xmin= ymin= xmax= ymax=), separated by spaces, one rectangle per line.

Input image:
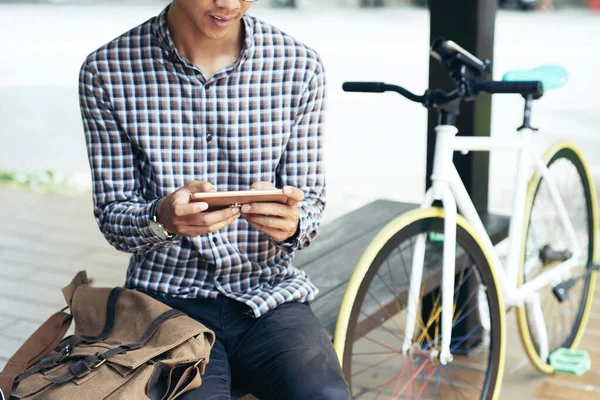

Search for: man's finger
xmin=188 ymin=212 xmax=241 ymax=234
xmin=171 ymin=188 xmax=193 ymax=205
xmin=171 ymin=181 xmax=215 ymax=205
xmin=181 ymin=211 xmax=241 ymax=235
xmin=207 ymin=213 xmax=242 ymax=233
xmin=172 ymin=201 xmax=209 ymax=217
xmin=245 ymin=220 xmax=288 ymax=242
xmin=241 ymin=202 xmax=288 ymax=217
xmin=283 ymin=185 xmax=304 ymax=205
xmin=243 ymin=214 xmax=288 ymax=230
xmin=186 ymin=180 xmax=216 ymax=194
xmin=187 ymin=207 xmax=240 ymax=226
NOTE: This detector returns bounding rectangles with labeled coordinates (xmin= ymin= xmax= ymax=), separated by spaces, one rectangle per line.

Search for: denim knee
xmin=286 ymin=376 xmax=351 ymax=400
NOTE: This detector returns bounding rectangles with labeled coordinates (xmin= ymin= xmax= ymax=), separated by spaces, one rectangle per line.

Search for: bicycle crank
xmin=553 ymin=263 xmax=600 ymax=302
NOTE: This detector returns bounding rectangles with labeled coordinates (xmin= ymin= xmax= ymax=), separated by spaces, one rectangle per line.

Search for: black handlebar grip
xmin=342 ymin=82 xmax=386 ymax=93
xmin=475 ymin=81 xmax=543 ymax=97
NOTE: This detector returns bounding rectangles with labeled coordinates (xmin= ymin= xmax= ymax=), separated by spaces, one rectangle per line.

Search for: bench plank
xmin=294 ymin=200 xmax=416 ymax=267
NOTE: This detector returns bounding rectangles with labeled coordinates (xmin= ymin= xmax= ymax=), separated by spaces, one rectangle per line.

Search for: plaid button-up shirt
xmin=78 ymin=5 xmax=327 ymax=318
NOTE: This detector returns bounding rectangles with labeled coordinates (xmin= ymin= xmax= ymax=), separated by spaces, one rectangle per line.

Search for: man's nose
xmin=214 ymin=0 xmax=240 ymax=11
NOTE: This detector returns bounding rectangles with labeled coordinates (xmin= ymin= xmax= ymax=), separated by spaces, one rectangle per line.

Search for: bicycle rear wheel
xmin=334 ymin=207 xmax=506 ymax=399
xmin=517 ymin=142 xmax=598 ymax=373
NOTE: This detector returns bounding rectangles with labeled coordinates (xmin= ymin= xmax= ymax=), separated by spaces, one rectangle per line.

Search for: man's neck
xmin=167 ymin=4 xmax=245 ymax=76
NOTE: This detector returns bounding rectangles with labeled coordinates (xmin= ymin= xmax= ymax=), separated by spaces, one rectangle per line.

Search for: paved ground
xmin=1 ymin=186 xmax=600 ymax=399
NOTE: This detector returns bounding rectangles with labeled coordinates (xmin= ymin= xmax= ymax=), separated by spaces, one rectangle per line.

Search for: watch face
xmin=149 ymin=220 xmax=167 ymax=240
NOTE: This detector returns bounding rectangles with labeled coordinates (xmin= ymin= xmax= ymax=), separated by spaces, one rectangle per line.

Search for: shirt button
xmin=212 ymin=237 xmax=218 ymax=244
xmin=206 ymin=134 xmax=213 ymax=143
xmin=205 ymin=83 xmax=211 ymax=91
xmin=216 ymin=276 xmax=222 ymax=283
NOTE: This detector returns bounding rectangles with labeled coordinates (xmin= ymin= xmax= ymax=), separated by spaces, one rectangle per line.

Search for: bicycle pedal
xmin=549 ymin=348 xmax=591 ymax=376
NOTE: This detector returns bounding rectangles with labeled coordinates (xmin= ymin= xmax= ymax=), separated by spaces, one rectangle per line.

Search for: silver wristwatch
xmin=148 ymin=198 xmax=174 ymax=240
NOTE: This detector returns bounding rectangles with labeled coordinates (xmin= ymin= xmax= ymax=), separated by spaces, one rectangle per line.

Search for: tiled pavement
xmin=1 ymin=186 xmax=599 ymax=398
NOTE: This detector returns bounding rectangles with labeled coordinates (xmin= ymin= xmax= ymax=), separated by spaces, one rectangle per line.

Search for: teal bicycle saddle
xmin=502 ymin=66 xmax=568 ymax=91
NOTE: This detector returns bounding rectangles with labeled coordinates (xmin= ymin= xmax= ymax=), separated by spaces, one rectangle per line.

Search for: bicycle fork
xmin=402 ymin=185 xmax=457 ymax=365
xmin=402 ymin=126 xmax=459 ymax=365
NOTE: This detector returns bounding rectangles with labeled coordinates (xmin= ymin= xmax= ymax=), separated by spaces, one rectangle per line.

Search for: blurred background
xmin=0 ymin=0 xmax=598 ymax=222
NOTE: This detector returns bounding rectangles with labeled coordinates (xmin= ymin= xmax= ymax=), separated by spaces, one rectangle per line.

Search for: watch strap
xmin=149 ymin=198 xmax=174 ymax=239
xmin=149 ymin=198 xmax=161 ymax=223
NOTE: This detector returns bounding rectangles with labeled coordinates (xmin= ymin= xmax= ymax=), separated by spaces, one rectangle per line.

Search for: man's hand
xmin=156 ymin=181 xmax=240 ymax=237
xmin=241 ymin=181 xmax=304 ymax=242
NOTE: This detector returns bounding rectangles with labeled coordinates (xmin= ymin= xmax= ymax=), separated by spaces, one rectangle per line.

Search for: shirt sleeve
xmin=79 ymin=62 xmax=177 ymax=254
xmin=275 ymin=57 xmax=327 ymax=251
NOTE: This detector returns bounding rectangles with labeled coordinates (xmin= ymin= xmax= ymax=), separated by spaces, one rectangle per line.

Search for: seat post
xmin=518 ymin=94 xmax=538 ymax=132
xmin=437 ymin=99 xmax=461 ymax=127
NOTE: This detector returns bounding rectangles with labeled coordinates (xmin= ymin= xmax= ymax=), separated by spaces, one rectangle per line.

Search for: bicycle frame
xmin=402 ymin=124 xmax=585 ymax=365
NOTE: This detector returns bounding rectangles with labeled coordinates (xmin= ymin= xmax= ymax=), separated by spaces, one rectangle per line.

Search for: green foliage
xmin=0 ymin=168 xmax=87 ymax=194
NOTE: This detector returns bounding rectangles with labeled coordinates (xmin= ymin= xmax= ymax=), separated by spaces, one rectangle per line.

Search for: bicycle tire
xmin=517 ymin=142 xmax=598 ymax=374
xmin=333 ymin=207 xmax=506 ymax=399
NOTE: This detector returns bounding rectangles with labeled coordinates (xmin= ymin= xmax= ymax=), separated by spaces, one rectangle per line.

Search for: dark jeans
xmin=147 ymin=293 xmax=351 ymax=400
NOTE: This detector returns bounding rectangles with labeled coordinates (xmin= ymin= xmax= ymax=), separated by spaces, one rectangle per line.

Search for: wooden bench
xmin=232 ymin=199 xmax=510 ymax=399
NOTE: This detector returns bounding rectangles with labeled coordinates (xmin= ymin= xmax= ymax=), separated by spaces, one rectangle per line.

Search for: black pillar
xmin=427 ymin=0 xmax=497 ymax=214
xmin=423 ymin=0 xmax=497 ymax=353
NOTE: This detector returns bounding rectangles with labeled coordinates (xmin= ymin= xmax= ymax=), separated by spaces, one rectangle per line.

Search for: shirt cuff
xmin=137 ymin=198 xmax=178 ymax=244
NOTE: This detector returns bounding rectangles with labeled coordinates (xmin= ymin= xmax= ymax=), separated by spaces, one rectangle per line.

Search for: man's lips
xmin=211 ymin=15 xmax=234 ymax=22
xmin=210 ymin=14 xmax=236 ymax=27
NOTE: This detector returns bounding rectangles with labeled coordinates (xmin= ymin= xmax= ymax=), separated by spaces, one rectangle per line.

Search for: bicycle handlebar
xmin=473 ymin=81 xmax=543 ymax=97
xmin=342 ymin=82 xmax=386 ymax=93
xmin=343 ymin=38 xmax=545 ymax=107
xmin=342 ymin=79 xmax=544 ymax=107
xmin=342 ymin=82 xmax=427 ymax=103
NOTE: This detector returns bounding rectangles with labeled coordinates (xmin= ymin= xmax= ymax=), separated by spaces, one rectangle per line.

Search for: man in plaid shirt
xmin=79 ymin=0 xmax=350 ymax=398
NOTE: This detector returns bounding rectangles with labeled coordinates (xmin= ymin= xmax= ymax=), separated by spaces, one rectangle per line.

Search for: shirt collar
xmin=153 ymin=4 xmax=255 ymax=65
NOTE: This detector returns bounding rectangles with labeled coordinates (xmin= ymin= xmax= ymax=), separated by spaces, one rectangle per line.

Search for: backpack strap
xmin=0 ymin=311 xmax=72 ymax=398
xmin=14 ymin=286 xmax=125 ymax=384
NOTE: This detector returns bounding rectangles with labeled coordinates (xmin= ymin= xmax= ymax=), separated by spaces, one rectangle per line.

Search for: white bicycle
xmin=333 ymin=38 xmax=598 ymax=399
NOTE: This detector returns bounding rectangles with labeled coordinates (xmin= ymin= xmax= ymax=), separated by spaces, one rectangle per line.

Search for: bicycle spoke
xmin=392 ymin=359 xmax=429 ymax=399
xmin=374 ymin=266 xmax=407 ymax=335
xmin=364 ymin=291 xmax=406 ymax=339
xmin=384 ymin=260 xmax=405 ymax=326
xmin=369 ymin=362 xmax=411 ymax=400
xmin=425 ymin=305 xmax=480 ymax=350
xmin=417 ymin=287 xmax=448 ymax=346
xmin=351 ymin=351 xmax=404 ymax=379
xmin=444 ymin=369 xmax=482 ymax=398
xmin=353 ymin=350 xmax=404 ymax=357
xmin=357 ymin=331 xmax=404 ymax=355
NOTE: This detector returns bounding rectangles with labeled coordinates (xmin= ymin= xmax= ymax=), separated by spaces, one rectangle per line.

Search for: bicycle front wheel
xmin=334 ymin=207 xmax=506 ymax=399
xmin=517 ymin=142 xmax=598 ymax=374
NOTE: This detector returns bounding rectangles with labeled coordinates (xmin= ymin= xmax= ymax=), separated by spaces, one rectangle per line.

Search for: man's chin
xmin=202 ymin=28 xmax=232 ymax=40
